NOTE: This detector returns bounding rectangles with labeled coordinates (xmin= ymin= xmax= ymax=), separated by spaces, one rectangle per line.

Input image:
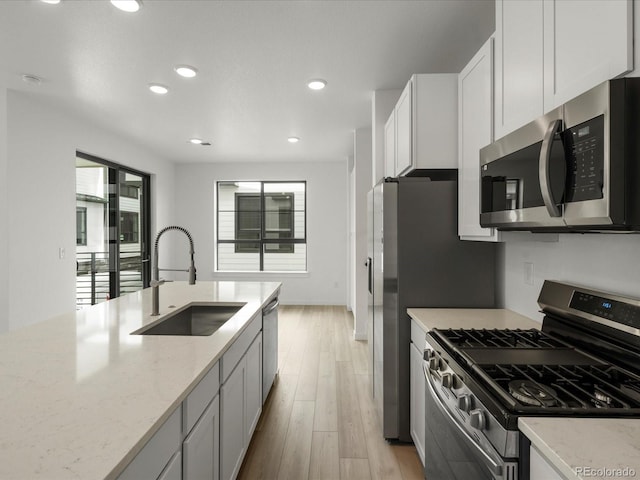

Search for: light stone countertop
xmin=0 ymin=281 xmax=280 ymax=480
xmin=519 ymin=417 xmax=640 ymax=479
xmin=407 ymin=307 xmax=541 ymax=332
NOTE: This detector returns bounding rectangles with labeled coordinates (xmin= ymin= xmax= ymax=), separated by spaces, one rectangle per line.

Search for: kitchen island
xmin=0 ymin=281 xmax=280 ymax=480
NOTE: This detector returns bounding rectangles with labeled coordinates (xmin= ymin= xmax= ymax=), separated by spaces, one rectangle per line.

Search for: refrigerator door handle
xmin=366 ymin=257 xmax=373 ymax=294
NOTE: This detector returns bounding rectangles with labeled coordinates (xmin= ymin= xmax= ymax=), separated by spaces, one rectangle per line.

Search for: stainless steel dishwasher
xmin=262 ymin=297 xmax=279 ymax=403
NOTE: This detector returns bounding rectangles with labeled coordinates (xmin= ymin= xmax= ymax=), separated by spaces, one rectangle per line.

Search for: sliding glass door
xmin=75 ymin=153 xmax=150 ymax=309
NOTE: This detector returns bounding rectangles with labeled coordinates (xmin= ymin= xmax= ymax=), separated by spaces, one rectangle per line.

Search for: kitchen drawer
xmin=183 ymin=361 xmax=220 ymax=433
xmin=410 ymin=319 xmax=426 ymax=346
xmin=221 ymin=312 xmax=261 ymax=382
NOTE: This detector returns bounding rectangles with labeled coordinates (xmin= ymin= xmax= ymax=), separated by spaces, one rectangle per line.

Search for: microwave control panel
xmin=564 ymin=115 xmax=604 ymax=203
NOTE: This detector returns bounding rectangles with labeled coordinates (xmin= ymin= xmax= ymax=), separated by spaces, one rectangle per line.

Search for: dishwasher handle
xmin=263 ymin=298 xmax=279 ymax=315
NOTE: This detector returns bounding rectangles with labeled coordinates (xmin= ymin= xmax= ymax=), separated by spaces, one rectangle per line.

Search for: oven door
xmin=423 ymin=364 xmax=507 ymax=480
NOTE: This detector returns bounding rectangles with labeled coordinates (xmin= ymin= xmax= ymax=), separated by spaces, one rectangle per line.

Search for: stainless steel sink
xmin=132 ymin=303 xmax=246 ymax=336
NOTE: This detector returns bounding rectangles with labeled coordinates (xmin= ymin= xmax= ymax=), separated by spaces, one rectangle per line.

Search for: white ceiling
xmin=0 ymin=0 xmax=494 ymax=164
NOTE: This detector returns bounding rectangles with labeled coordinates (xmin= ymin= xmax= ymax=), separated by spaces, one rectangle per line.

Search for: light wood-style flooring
xmin=238 ymin=305 xmax=423 ymax=480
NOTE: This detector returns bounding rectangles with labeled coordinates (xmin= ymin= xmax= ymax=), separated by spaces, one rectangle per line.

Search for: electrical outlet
xmin=524 ymin=262 xmax=534 ymax=285
xmin=59 ymin=247 xmax=66 ymax=259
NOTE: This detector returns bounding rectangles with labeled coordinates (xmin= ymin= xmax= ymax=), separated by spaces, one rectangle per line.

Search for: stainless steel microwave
xmin=480 ymin=78 xmax=640 ymax=232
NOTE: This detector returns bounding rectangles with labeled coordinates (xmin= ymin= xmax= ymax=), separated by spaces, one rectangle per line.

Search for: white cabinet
xmin=183 ymin=395 xmax=220 ymax=480
xmin=458 ymin=37 xmax=501 ymax=241
xmin=494 ymin=0 xmax=544 ymax=138
xmin=395 ymin=81 xmax=413 ymax=175
xmin=495 ymin=0 xmax=633 ymax=138
xmin=118 ymin=407 xmax=183 ymax=480
xmin=409 ymin=320 xmax=425 ymax=466
xmin=220 ymin=313 xmax=263 ymax=480
xmin=158 ymin=452 xmax=182 ymax=480
xmin=543 ymin=0 xmax=633 ymax=112
xmin=245 ymin=333 xmax=263 ymax=438
xmin=386 ymin=74 xmax=458 ymax=177
xmin=221 ymin=360 xmax=245 ymax=480
xmin=529 ymin=445 xmax=564 ymax=480
xmin=384 ymin=110 xmax=396 ymax=178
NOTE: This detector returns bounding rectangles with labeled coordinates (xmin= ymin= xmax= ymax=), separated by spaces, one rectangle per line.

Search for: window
xmin=120 ymin=211 xmax=139 ymax=244
xmin=217 ymin=181 xmax=306 ymax=271
xmin=76 ymin=207 xmax=87 ymax=246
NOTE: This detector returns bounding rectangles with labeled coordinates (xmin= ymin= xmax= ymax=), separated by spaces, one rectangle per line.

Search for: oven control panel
xmin=570 ymin=290 xmax=640 ymax=328
xmin=423 ymin=339 xmax=520 ymax=460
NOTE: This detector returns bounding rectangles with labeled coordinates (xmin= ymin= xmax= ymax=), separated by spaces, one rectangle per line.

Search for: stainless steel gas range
xmin=422 ymin=281 xmax=640 ymax=480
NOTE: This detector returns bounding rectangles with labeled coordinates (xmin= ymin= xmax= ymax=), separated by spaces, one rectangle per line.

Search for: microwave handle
xmin=539 ymin=119 xmax=563 ymax=217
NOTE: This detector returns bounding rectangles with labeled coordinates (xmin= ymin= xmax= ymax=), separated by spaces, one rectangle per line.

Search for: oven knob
xmin=457 ymin=394 xmax=473 ymax=413
xmin=423 ymin=349 xmax=434 ymax=361
xmin=428 ymin=356 xmax=440 ymax=371
xmin=441 ymin=373 xmax=454 ymax=389
xmin=469 ymin=409 xmax=487 ymax=431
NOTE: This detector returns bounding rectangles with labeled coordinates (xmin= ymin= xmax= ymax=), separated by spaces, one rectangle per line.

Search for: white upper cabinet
xmin=494 ymin=0 xmax=544 ymax=138
xmin=384 ymin=110 xmax=396 ymax=178
xmin=458 ymin=37 xmax=500 ymax=241
xmin=543 ymin=0 xmax=633 ymax=112
xmin=395 ymin=81 xmax=413 ymax=175
xmin=390 ymin=74 xmax=458 ymax=177
xmin=495 ymin=0 xmax=633 ymax=138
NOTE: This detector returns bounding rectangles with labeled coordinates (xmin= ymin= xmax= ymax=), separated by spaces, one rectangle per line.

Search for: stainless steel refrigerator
xmin=367 ymin=173 xmax=496 ymax=442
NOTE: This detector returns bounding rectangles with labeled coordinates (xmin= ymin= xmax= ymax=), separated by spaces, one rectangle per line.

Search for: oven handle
xmin=423 ymin=363 xmax=504 ymax=478
xmin=539 ymin=118 xmax=563 ymax=218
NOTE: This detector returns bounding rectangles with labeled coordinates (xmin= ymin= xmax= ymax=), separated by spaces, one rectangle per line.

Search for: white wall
xmin=171 ymin=160 xmax=348 ymax=306
xmin=0 ymin=85 xmax=8 ymax=333
xmin=5 ymin=91 xmax=176 ymax=331
xmin=499 ymin=234 xmax=640 ymax=321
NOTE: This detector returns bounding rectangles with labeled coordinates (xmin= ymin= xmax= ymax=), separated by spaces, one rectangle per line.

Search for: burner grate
xmin=479 ymin=363 xmax=640 ymax=411
xmin=438 ymin=328 xmax=567 ymax=349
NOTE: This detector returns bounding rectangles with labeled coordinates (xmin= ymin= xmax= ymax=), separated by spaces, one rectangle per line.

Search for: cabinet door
xmin=529 ymin=445 xmax=564 ymax=480
xmin=384 ymin=111 xmax=396 ymax=178
xmin=458 ymin=38 xmax=500 ymax=241
xmin=220 ymin=362 xmax=246 ymax=480
xmin=543 ymin=0 xmax=632 ymax=112
xmin=395 ymin=80 xmax=413 ymax=176
xmin=183 ymin=395 xmax=220 ymax=480
xmin=245 ymin=333 xmax=262 ymax=441
xmin=409 ymin=342 xmax=425 ymax=466
xmin=158 ymin=452 xmax=182 ymax=480
xmin=494 ymin=0 xmax=544 ymax=138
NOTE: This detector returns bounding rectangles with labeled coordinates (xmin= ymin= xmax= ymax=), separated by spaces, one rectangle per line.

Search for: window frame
xmin=76 ymin=206 xmax=87 ymax=246
xmin=216 ymin=180 xmax=307 ymax=272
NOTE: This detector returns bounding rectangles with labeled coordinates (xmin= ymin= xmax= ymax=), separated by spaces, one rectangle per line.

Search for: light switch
xmin=59 ymin=247 xmax=66 ymax=259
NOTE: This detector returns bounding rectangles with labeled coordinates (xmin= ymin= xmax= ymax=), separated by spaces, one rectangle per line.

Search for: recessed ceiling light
xmin=22 ymin=74 xmax=42 ymax=85
xmin=307 ymin=79 xmax=327 ymax=90
xmin=189 ymin=138 xmax=203 ymax=145
xmin=148 ymin=84 xmax=169 ymax=95
xmin=41 ymin=0 xmax=61 ymax=4
xmin=175 ymin=65 xmax=198 ymax=78
xmin=110 ymin=0 xmax=142 ymax=13
xmin=288 ymin=137 xmax=300 ymax=143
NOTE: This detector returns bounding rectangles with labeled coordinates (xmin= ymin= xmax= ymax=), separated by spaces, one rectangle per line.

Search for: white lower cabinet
xmin=529 ymin=445 xmax=563 ymax=480
xmin=118 ymin=310 xmax=267 ymax=480
xmin=183 ymin=395 xmax=220 ymax=480
xmin=158 ymin=452 xmax=182 ymax=480
xmin=221 ymin=329 xmax=263 ymax=480
xmin=221 ymin=361 xmax=246 ymax=480
xmin=409 ymin=320 xmax=425 ymax=465
xmin=118 ymin=407 xmax=183 ymax=480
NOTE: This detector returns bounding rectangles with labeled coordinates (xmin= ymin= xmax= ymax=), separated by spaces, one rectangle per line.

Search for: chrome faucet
xmin=151 ymin=226 xmax=196 ymax=316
